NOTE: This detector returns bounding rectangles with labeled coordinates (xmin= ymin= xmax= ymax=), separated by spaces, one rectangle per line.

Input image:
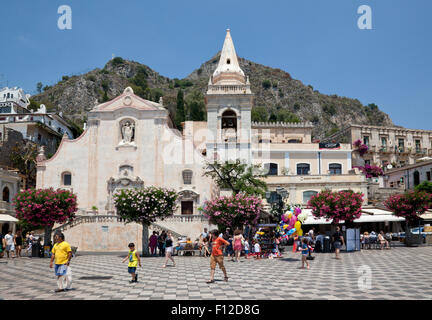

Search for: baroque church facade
xmin=36 ymin=30 xmax=366 ymax=251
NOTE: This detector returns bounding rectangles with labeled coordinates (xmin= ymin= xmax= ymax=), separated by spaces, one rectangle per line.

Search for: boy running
xmin=207 ymin=230 xmax=229 ymax=283
xmin=122 ymin=243 xmax=141 ymax=283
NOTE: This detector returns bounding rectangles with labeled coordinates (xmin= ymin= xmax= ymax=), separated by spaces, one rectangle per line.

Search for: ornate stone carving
xmin=121 ymin=120 xmax=135 ymax=144
xmin=178 ymin=190 xmax=199 ymax=201
xmin=106 ymin=175 xmax=144 ymax=212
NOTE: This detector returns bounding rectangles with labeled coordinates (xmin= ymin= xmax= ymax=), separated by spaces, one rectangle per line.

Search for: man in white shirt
xmin=308 ymin=228 xmax=315 ymax=239
xmin=4 ymin=231 xmax=15 ymax=258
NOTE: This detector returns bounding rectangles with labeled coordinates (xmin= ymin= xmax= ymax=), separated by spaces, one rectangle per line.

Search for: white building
xmin=0 ymin=87 xmax=74 ymax=155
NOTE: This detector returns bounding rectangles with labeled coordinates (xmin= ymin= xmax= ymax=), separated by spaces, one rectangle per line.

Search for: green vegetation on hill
xmin=31 ymin=54 xmax=394 ymax=136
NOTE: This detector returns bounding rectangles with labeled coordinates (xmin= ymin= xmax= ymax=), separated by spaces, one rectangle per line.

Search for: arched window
xmin=222 ymin=110 xmax=237 ymax=129
xmin=222 ymin=110 xmax=237 ymax=142
xmin=303 ymin=191 xmax=318 ymax=204
xmin=2 ymin=187 xmax=10 ymax=203
xmin=182 ymin=170 xmax=193 ymax=185
xmin=297 ymin=163 xmax=310 ymax=175
xmin=62 ymin=172 xmax=72 ymax=186
xmin=264 ymin=163 xmax=278 ymax=176
xmin=329 ymin=163 xmax=342 ymax=175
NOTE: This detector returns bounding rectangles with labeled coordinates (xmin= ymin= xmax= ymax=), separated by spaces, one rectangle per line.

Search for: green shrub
xmin=111 ymin=57 xmax=125 ymax=66
xmin=262 ymin=80 xmax=271 ymax=89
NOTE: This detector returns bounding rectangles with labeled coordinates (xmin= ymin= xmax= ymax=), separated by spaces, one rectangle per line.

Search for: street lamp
xmin=266 ymin=187 xmax=288 ymax=222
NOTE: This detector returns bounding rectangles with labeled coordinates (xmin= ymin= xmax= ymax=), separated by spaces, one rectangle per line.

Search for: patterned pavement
xmin=1 ymin=246 xmax=431 ymax=300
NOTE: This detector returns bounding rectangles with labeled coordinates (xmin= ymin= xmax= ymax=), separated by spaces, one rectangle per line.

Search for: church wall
xmin=37 ymin=131 xmax=90 ymax=209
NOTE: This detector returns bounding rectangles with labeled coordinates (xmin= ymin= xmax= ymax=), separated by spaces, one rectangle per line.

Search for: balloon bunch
xmin=276 ymin=206 xmax=308 ymax=239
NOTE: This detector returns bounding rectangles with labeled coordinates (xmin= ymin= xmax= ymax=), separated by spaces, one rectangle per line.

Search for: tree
xmin=251 ymin=106 xmax=269 ymax=122
xmin=384 ymin=190 xmax=432 ymax=226
xmin=200 ymin=193 xmax=263 ymax=232
xmin=13 ymin=188 xmax=78 ymax=245
xmin=36 ymin=82 xmax=43 ymax=94
xmin=10 ymin=141 xmax=38 ymax=189
xmin=174 ymin=89 xmax=185 ymax=129
xmin=276 ymin=109 xmax=300 ymax=123
xmin=186 ymin=91 xmax=205 ymax=121
xmin=308 ymin=189 xmax=364 ymax=224
xmin=114 ymin=187 xmax=178 ymax=256
xmin=262 ymin=80 xmax=271 ymax=89
xmin=415 ymin=181 xmax=432 ymax=194
xmin=203 ymin=160 xmax=268 ymax=196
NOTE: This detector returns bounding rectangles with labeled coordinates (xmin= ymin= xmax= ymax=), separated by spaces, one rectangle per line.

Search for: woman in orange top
xmin=207 ymin=230 xmax=229 ymax=284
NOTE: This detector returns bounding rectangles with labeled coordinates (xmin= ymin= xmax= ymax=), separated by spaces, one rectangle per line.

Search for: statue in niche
xmin=121 ymin=121 xmax=135 ymax=144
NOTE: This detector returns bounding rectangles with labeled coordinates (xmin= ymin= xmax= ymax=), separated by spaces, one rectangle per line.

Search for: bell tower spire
xmin=212 ymin=29 xmax=245 ymax=85
xmin=205 ymin=29 xmax=253 ymax=164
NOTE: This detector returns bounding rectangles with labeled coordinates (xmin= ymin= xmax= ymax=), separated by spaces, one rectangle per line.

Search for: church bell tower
xmin=205 ymin=29 xmax=253 ymax=163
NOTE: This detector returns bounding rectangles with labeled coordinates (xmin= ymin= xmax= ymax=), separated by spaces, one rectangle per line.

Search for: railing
xmin=52 ymin=214 xmax=208 ymax=237
xmin=0 ymin=201 xmax=14 ymax=213
xmin=162 ymin=215 xmax=209 ymax=223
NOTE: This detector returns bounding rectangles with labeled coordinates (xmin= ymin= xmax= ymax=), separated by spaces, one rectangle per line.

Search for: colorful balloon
xmin=287 ymin=228 xmax=296 ymax=235
xmin=297 ymin=212 xmax=308 ymax=223
xmin=297 ymin=229 xmax=303 ymax=236
xmin=294 ymin=207 xmax=302 ymax=216
xmin=294 ymin=221 xmax=301 ymax=231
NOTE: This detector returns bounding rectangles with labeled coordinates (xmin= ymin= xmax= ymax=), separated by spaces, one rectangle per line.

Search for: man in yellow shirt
xmin=50 ymin=232 xmax=72 ymax=292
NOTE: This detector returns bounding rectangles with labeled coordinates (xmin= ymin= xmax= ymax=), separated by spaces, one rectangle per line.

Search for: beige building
xmin=325 ymin=124 xmax=432 ymax=169
xmin=37 ymin=30 xmax=368 ymax=252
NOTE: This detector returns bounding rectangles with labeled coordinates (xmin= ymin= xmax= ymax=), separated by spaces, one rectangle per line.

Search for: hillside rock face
xmin=32 ymin=54 xmax=393 ymax=139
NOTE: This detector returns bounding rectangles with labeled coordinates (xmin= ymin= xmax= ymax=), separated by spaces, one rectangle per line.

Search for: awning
xmin=302 ymin=209 xmax=333 ymax=225
xmin=354 ymin=214 xmax=405 ymax=223
xmin=420 ymin=213 xmax=432 ymax=221
xmin=301 ymin=208 xmax=404 ymax=225
xmin=361 ymin=208 xmax=394 ymax=215
xmin=0 ymin=214 xmax=18 ymax=223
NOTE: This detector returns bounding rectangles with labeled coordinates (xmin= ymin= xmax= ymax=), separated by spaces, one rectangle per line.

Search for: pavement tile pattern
xmin=1 ymin=246 xmax=431 ymax=300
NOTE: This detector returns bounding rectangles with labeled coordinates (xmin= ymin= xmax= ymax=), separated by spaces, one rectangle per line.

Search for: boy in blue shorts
xmin=299 ymin=238 xmax=310 ymax=269
xmin=122 ymin=243 xmax=141 ymax=283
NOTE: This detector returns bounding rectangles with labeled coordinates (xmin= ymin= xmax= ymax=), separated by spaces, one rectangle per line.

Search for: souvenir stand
xmin=255 ymin=224 xmax=281 ymax=258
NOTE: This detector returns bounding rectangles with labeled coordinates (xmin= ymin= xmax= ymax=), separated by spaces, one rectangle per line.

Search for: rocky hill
xmin=31 ymin=54 xmax=393 ymax=139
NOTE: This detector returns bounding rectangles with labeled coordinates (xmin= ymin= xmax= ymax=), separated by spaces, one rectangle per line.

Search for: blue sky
xmin=1 ymin=0 xmax=431 ymax=130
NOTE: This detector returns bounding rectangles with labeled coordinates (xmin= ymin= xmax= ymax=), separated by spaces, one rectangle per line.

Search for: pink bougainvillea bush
xmin=354 ymin=164 xmax=384 ymax=178
xmin=353 ymin=139 xmax=369 ymax=156
xmin=308 ymin=189 xmax=364 ymax=224
xmin=384 ymin=190 xmax=432 ymax=225
xmin=13 ymin=188 xmax=78 ymax=228
xmin=199 ymin=193 xmax=263 ymax=231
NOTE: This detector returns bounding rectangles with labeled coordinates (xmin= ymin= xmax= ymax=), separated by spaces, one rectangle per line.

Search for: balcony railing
xmin=0 ymin=201 xmax=14 ymax=213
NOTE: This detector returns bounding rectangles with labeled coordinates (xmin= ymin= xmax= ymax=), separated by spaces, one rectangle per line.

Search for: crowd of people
xmin=0 ymin=230 xmax=47 ymax=259
xmin=1 ymin=225 xmax=397 ymax=293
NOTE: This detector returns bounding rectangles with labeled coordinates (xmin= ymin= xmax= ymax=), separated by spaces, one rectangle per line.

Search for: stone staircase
xmin=52 ymin=213 xmax=212 ymax=252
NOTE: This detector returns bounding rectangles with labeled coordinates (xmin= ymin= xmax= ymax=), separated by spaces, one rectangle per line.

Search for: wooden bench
xmin=177 ymin=249 xmax=200 ymax=256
